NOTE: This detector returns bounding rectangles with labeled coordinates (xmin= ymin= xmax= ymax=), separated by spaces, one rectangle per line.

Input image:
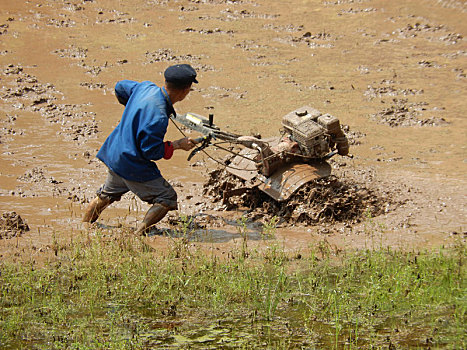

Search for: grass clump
xmin=0 ymin=229 xmax=465 ymax=349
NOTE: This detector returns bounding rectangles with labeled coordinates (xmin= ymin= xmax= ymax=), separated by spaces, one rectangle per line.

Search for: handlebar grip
xmin=193 ymin=136 xmax=206 ymax=144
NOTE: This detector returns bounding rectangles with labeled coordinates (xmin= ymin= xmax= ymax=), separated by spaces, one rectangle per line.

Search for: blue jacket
xmin=97 ymin=80 xmax=173 ymax=182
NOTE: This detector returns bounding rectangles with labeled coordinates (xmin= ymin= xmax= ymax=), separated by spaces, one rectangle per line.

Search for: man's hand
xmin=172 ymin=137 xmax=196 ymax=151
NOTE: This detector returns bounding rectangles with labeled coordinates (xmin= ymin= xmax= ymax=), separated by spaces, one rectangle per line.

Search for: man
xmin=82 ymin=64 xmax=198 ymax=235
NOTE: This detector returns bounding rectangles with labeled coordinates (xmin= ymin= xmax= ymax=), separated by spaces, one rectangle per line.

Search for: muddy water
xmin=0 ymin=0 xmax=466 ymax=257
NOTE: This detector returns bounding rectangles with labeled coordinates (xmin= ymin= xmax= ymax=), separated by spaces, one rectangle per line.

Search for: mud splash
xmin=203 ymin=163 xmax=398 ymax=227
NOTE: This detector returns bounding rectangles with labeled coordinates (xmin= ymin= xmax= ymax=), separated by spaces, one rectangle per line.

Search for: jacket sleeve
xmin=115 ymin=80 xmax=138 ymax=106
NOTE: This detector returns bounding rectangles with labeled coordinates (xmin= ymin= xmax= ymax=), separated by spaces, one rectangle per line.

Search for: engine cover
xmin=282 ymin=106 xmax=330 ymax=158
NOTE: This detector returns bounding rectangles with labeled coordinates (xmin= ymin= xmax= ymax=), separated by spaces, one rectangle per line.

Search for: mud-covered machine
xmin=171 ymin=106 xmax=350 ymax=201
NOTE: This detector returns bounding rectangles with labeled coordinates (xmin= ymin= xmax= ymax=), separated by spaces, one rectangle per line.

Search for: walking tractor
xmin=171 ymin=106 xmax=350 ymax=202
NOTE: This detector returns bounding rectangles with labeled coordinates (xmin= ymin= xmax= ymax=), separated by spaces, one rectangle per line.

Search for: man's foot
xmin=82 ymin=221 xmax=98 ymax=231
xmin=142 ymin=226 xmax=167 ymax=237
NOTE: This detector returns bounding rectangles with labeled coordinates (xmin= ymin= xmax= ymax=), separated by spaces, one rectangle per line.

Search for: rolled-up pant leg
xmin=123 ymin=176 xmax=178 ymax=210
xmin=97 ymin=170 xmax=130 ymax=202
xmin=98 ymin=169 xmax=177 ymax=209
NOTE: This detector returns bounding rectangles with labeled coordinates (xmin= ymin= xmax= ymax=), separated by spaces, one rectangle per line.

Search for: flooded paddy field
xmin=0 ymin=0 xmax=466 ymax=348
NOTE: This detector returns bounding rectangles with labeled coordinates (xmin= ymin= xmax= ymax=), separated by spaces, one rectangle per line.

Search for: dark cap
xmin=164 ymin=64 xmax=198 ymax=86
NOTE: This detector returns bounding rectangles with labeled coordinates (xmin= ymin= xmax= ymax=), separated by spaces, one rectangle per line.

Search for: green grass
xmin=0 ymin=227 xmax=465 ymax=349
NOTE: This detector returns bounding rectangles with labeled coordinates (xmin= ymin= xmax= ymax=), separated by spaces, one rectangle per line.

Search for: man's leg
xmin=135 ymin=203 xmax=170 ymax=235
xmin=82 ymin=170 xmax=128 ymax=224
xmin=125 ymin=176 xmax=178 ymax=235
xmin=82 ymin=196 xmax=113 ymax=223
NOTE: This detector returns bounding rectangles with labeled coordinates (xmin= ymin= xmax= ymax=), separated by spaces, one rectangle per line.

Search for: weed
xmin=236 ymin=215 xmax=249 ymax=259
xmin=166 ymin=214 xmax=194 ymax=259
xmin=261 ymin=216 xmax=278 ymax=240
xmin=263 ymin=244 xmax=288 ymax=266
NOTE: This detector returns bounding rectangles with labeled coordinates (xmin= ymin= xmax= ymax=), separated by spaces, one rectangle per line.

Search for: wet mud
xmin=1 ymin=64 xmax=99 ymax=143
xmin=0 ymin=211 xmax=29 ymax=239
xmin=0 ymin=0 xmax=466 ymax=257
xmin=203 ymin=169 xmax=394 ymax=226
